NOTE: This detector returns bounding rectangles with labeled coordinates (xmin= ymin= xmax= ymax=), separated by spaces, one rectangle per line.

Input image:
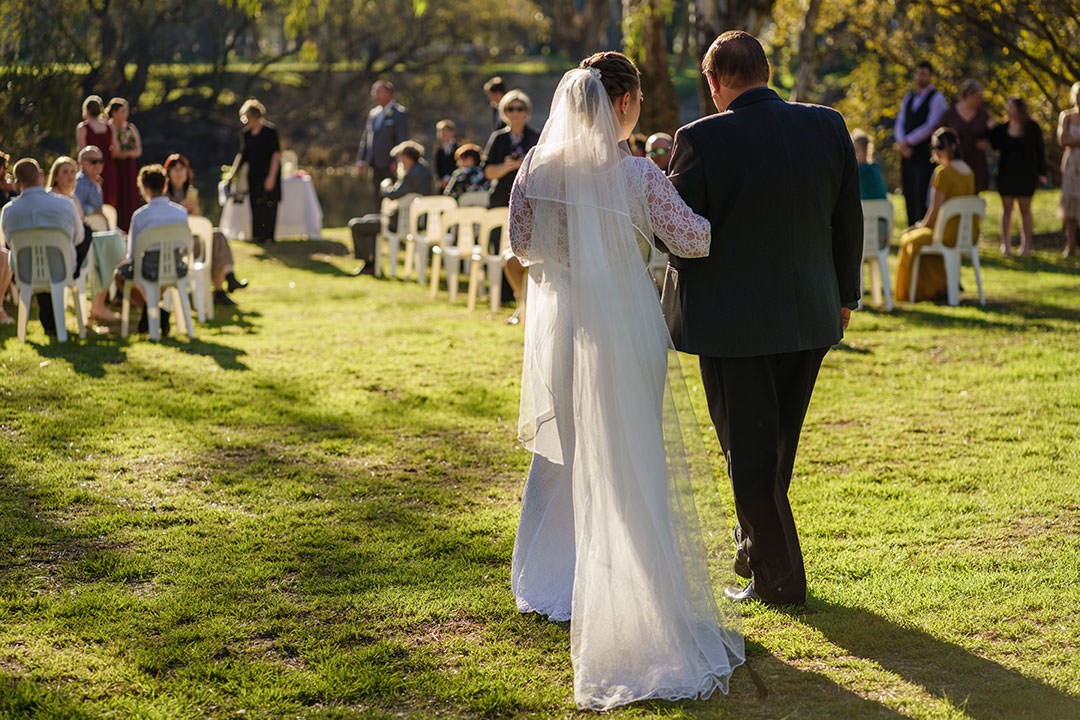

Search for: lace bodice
xmin=509 ymin=154 xmax=710 ymax=265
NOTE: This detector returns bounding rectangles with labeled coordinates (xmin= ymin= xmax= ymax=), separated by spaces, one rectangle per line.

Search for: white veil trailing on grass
xmin=516 ymin=67 xmax=744 ymax=710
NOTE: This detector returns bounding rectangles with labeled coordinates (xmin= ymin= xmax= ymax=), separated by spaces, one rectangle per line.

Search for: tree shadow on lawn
xmin=28 ymin=335 xmax=128 ymax=378
xmin=975 ymin=251 xmax=1080 ymax=277
xmin=894 ymin=305 xmax=1062 ymax=332
xmin=200 ymin=306 xmax=262 ymax=334
xmin=794 ymin=599 xmax=1080 ymax=719
xmin=254 ymin=239 xmax=354 ymax=277
xmin=160 ymin=336 xmax=250 ymax=371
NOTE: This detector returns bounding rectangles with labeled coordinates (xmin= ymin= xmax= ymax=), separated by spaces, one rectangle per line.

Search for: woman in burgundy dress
xmin=76 ymin=95 xmax=117 ymax=209
xmin=937 ymin=79 xmax=993 ymax=193
xmin=106 ymin=97 xmax=143 ymax=231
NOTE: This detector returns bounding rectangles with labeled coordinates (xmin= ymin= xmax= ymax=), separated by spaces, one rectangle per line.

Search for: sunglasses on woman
xmin=506 ymin=105 xmax=528 ymax=113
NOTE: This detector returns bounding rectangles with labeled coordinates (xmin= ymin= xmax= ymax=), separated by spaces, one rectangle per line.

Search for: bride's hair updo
xmin=579 ymin=52 xmax=641 ymax=103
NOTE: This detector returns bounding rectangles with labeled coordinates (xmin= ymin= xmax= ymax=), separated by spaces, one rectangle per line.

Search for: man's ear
xmin=704 ymin=70 xmax=720 ymax=97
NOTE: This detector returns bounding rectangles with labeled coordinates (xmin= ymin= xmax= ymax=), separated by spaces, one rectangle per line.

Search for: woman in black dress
xmin=990 ymin=97 xmax=1047 ymax=256
xmin=229 ymin=99 xmax=282 ymax=244
xmin=482 ymin=90 xmax=540 ymax=322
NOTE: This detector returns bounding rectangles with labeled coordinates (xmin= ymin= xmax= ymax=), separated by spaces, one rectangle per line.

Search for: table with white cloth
xmin=218 ymin=174 xmax=323 ymax=241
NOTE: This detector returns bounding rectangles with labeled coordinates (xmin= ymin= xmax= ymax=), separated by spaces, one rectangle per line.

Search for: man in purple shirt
xmin=894 ymin=61 xmax=948 ymax=225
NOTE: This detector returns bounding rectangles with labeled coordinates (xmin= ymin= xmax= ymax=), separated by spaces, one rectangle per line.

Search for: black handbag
xmin=139 ymin=249 xmax=188 ymax=281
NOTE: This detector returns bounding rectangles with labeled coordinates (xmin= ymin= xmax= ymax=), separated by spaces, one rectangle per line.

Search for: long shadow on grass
xmin=161 ymin=336 xmax=249 ymax=370
xmin=254 ymin=239 xmax=354 ymax=277
xmin=29 ymin=336 xmax=128 ymax=378
xmin=895 ymin=306 xmax=1058 ymax=332
xmin=796 ymin=600 xmax=1080 ymax=718
xmin=975 ymin=252 xmax=1080 ymax=277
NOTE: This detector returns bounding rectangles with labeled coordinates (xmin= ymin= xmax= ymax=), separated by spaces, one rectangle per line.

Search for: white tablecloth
xmin=219 ymin=174 xmax=323 ymax=241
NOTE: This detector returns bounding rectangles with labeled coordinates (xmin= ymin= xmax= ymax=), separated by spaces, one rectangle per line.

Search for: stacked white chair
xmin=121 ymin=224 xmax=195 ymax=341
xmin=7 ymin=228 xmax=86 ymax=342
xmin=910 ymin=196 xmax=986 ymax=306
xmin=404 ymin=196 xmax=457 ymax=285
xmin=187 ymin=215 xmax=215 ymax=322
xmin=467 ymin=207 xmax=511 ymax=312
xmin=430 ymin=206 xmax=488 ymax=303
xmin=860 ymin=198 xmax=894 ymax=311
xmin=376 ymin=193 xmax=420 ymax=278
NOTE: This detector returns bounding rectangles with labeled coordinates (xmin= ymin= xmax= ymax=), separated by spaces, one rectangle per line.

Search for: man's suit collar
xmin=727 ymin=86 xmax=781 ymax=112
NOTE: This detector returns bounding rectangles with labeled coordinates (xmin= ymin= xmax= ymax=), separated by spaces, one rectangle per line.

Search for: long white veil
xmin=516 ymin=67 xmax=744 ymax=709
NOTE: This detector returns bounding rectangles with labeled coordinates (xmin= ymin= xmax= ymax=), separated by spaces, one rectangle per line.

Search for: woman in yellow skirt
xmin=895 ymin=127 xmax=977 ymax=301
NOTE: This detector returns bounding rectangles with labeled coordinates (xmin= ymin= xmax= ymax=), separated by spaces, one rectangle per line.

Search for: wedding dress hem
xmin=574 ymin=659 xmax=745 ymax=711
xmin=515 ymin=599 xmax=571 ymax=623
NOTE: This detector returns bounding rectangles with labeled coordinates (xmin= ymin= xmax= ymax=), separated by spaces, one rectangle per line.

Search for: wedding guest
xmin=895 ymin=128 xmax=977 ymax=301
xmin=990 ymin=97 xmax=1046 ymax=256
xmin=76 ymin=146 xmax=122 ymax=322
xmin=483 ymin=76 xmax=508 ymax=131
xmin=76 ymin=95 xmax=116 ymax=209
xmin=645 ymin=132 xmax=672 ymax=171
xmin=482 ymin=89 xmax=539 ymax=321
xmin=107 ymin=97 xmax=143 ymax=231
xmin=894 ymin=61 xmax=947 ymax=224
xmin=0 ymin=151 xmax=15 ymax=205
xmin=45 ymin=156 xmax=92 ymax=280
xmin=229 ymin=99 xmax=282 ymax=244
xmin=0 ymin=159 xmax=83 ymax=336
xmin=115 ymin=165 xmax=189 ymax=335
xmin=357 ymin=80 xmax=410 ymax=211
xmin=1058 ymin=82 xmax=1080 ymax=258
xmin=853 ymin=130 xmax=890 ymax=250
xmin=628 ymin=132 xmax=648 ymax=157
xmin=0 ymin=244 xmax=11 ymax=324
xmin=381 ymin=141 xmax=433 ymax=199
xmin=937 ymin=79 xmax=992 ymax=192
xmin=431 ymin=119 xmax=459 ymax=191
xmin=165 ymin=153 xmax=247 ymax=305
xmin=443 ymin=144 xmax=490 ymax=199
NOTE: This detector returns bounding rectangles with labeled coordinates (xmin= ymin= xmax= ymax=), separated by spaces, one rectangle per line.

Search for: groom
xmin=660 ymin=31 xmax=863 ymax=605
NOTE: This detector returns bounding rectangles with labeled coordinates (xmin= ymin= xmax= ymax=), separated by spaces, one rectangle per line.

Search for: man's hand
xmin=264 ymin=176 xmax=276 ymax=192
xmin=841 ymin=307 xmax=852 ymax=331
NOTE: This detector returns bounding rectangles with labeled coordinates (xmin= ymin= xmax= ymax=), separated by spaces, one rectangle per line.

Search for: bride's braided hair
xmin=579 ymin=52 xmax=641 ymax=102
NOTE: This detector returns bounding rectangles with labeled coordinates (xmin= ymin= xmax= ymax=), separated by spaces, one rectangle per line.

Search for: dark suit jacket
xmin=383 ymin=160 xmax=434 ymax=199
xmin=661 ymin=87 xmax=863 ymax=358
xmin=357 ymin=100 xmax=410 ymax=169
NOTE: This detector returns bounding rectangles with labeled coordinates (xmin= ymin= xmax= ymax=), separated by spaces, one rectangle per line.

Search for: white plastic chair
xmin=101 ymin=203 xmax=118 ymax=230
xmin=85 ymin=213 xmax=109 ymax=233
xmin=860 ymin=199 xmax=894 ymax=311
xmin=467 ymin=208 xmax=511 ymax=312
xmin=910 ymin=196 xmax=986 ymax=306
xmin=430 ymin=206 xmax=488 ymax=302
xmin=121 ymin=224 xmax=195 ymax=341
xmin=187 ymin=215 xmax=215 ymax=322
xmin=376 ymin=193 xmax=420 ymax=278
xmin=646 ymin=245 xmax=668 ymax=288
xmin=405 ymin=196 xmax=457 ymax=285
xmin=7 ymin=228 xmax=86 ymax=342
xmin=458 ymin=191 xmax=489 ymax=208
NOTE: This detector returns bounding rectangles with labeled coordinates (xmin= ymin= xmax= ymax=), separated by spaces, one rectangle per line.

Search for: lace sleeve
xmin=641 ymin=159 xmax=710 ymax=258
xmin=509 ymin=161 xmax=535 ymax=264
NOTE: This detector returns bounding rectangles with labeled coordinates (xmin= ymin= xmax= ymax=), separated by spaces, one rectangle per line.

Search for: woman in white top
xmin=507 ymin=51 xmax=744 ymax=711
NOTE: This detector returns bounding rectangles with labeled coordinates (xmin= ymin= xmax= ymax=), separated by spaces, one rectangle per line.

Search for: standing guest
xmin=443 ymin=144 xmax=490 ymax=199
xmin=645 ymin=132 xmax=673 ymax=171
xmin=482 ymin=89 xmax=540 ymax=322
xmin=628 ymin=132 xmax=648 ymax=157
xmin=990 ymin=97 xmax=1047 ymax=256
xmin=938 ymin=79 xmax=993 ymax=193
xmin=357 ymin=80 xmax=410 ymax=211
xmin=853 ymin=130 xmax=890 ymax=252
xmin=895 ymin=128 xmax=976 ymax=301
xmin=0 ymin=151 xmax=15 ymax=205
xmin=76 ymin=95 xmax=116 ymax=209
xmin=107 ymin=98 xmax=143 ymax=231
xmin=894 ymin=61 xmax=947 ymax=224
xmin=381 ymin=141 xmax=433 ymax=199
xmin=431 ymin=120 xmax=459 ymax=192
xmin=115 ymin=165 xmax=189 ymax=335
xmin=229 ymin=99 xmax=282 ymax=245
xmin=483 ymin=76 xmax=508 ymax=131
xmin=1058 ymin=82 xmax=1080 ymax=258
xmin=0 ymin=159 xmax=83 ymax=337
xmin=75 ymin=145 xmax=123 ymax=322
xmin=165 ymin=153 xmax=247 ymax=305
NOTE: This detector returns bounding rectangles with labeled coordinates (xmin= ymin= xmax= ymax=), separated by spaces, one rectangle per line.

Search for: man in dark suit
xmin=357 ymin=80 xmax=410 ymax=211
xmin=661 ymin=31 xmax=863 ymax=606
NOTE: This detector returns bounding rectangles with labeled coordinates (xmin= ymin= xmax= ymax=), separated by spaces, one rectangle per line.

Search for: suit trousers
xmin=901 ymin=149 xmax=933 ymax=226
xmin=699 ymin=347 xmax=828 ymax=604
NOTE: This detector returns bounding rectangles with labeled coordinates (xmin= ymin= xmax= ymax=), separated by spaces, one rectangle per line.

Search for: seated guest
xmin=115 ymin=165 xmax=189 ymax=335
xmin=645 ymin=132 xmax=672 ymax=171
xmin=0 ymin=243 xmax=10 ymax=324
xmin=75 ymin=145 xmax=124 ymax=322
xmin=431 ymin=120 xmax=459 ymax=192
xmin=852 ymin=130 xmax=890 ymax=251
xmin=164 ymin=153 xmax=247 ymax=306
xmin=0 ymin=151 xmax=14 ymax=205
xmin=382 ymin=141 xmax=434 ymax=199
xmin=0 ymin=158 xmax=83 ymax=336
xmin=895 ymin=128 xmax=977 ymax=301
xmin=45 ymin=156 xmax=94 ymax=290
xmin=443 ymin=144 xmax=489 ymax=199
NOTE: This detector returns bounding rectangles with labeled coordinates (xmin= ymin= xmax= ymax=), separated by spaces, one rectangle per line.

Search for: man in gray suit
xmin=357 ymin=80 xmax=410 ymax=210
xmin=661 ymin=31 xmax=863 ymax=606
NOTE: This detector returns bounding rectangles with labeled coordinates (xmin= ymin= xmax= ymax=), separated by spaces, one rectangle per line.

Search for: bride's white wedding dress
xmin=507 ymin=68 xmax=744 ymax=710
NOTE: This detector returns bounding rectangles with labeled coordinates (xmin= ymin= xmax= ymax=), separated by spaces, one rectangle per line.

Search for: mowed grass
xmin=1 ymin=191 xmax=1079 ymax=719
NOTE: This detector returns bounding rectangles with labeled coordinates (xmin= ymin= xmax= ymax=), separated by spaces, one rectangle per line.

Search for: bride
xmin=507 ymin=52 xmax=745 ymax=710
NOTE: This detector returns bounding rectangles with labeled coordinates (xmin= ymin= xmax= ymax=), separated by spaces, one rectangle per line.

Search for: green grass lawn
xmin=1 ymin=194 xmax=1079 ymax=718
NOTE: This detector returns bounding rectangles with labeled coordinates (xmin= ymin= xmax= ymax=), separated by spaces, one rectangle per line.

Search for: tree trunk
xmin=692 ymin=0 xmax=777 ymax=115
xmin=790 ymin=0 xmax=823 ymax=103
xmin=626 ymin=0 xmax=680 ymax=134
